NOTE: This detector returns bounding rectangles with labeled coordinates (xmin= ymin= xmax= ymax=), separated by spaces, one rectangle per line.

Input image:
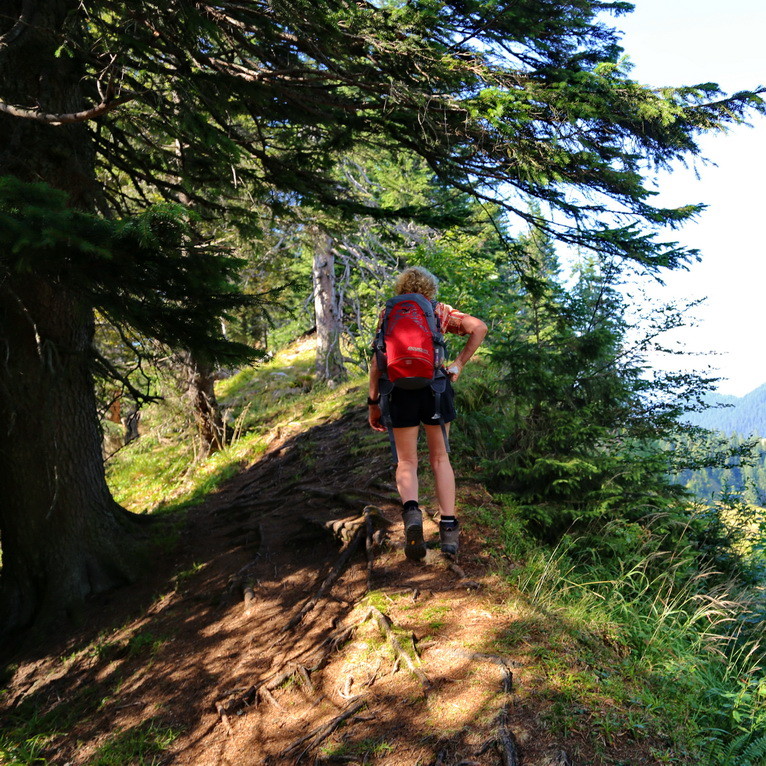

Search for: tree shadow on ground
xmin=0 ymin=405 xmax=687 ymax=765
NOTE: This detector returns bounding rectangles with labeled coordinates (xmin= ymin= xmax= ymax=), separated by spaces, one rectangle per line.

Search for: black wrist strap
xmin=367 ymin=397 xmax=380 ymax=406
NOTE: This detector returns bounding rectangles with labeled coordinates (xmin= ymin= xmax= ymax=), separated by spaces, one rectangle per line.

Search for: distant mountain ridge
xmin=687 ymin=383 xmax=766 ymax=435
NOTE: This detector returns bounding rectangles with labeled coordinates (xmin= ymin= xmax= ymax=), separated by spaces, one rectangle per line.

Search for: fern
xmin=708 ymin=731 xmax=766 ymax=766
xmin=741 ymin=733 xmax=766 ymax=765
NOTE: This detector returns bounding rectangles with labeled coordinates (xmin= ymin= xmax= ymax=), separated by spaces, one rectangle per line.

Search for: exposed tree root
xmin=302 ymin=505 xmax=390 ymax=545
xmin=297 ymin=485 xmax=359 ymax=507
xmin=274 ymin=524 xmax=365 ymax=640
xmin=219 ymin=524 xmax=264 ymax=610
xmin=279 ymin=697 xmax=367 ymax=762
xmin=213 ymin=620 xmax=360 ymax=730
xmin=465 ymin=651 xmax=520 ymax=765
xmin=447 ymin=561 xmax=466 ymax=577
xmin=214 ymin=685 xmax=257 ymax=734
xmin=448 ymin=649 xmax=514 ymax=693
xmin=444 ymin=561 xmax=481 ymax=590
xmin=364 ymin=505 xmax=383 ymax=592
xmin=496 ymin=704 xmax=520 ymax=766
xmin=364 ymin=605 xmax=431 ymax=689
xmin=242 ymin=582 xmax=256 ymax=615
xmin=261 ymin=685 xmax=284 ymax=711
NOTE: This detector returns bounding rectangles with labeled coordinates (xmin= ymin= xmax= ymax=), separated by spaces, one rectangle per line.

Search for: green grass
xmin=90 ymin=718 xmax=180 ymax=765
xmin=105 ymin=341 xmax=368 ymax=517
xmin=319 ymin=737 xmax=395 ymax=760
xmin=0 ymin=681 xmax=115 ymax=766
xmin=462 ymin=497 xmax=766 ymax=764
xmin=419 ymin=604 xmax=450 ymax=631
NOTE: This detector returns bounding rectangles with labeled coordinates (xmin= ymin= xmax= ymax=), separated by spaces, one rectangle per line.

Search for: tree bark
xmin=311 ymin=228 xmax=346 ymax=383
xmin=0 ymin=0 xmax=144 ymax=636
xmin=182 ymin=351 xmax=225 ymax=456
xmin=0 ymin=278 xmax=144 ymax=633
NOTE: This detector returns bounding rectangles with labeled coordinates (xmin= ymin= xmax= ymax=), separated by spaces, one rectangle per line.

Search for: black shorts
xmin=388 ymin=381 xmax=456 ymax=428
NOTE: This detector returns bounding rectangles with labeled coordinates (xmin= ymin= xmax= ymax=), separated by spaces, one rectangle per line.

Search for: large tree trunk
xmin=182 ymin=352 xmax=225 ymax=457
xmin=0 ymin=278 xmax=144 ymax=632
xmin=311 ymin=228 xmax=347 ymax=383
xmin=0 ymin=0 xmax=144 ymax=635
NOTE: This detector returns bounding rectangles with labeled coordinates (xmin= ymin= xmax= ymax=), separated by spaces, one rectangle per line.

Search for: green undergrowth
xmin=106 ymin=340 xmax=368 ymax=516
xmin=463 ymin=499 xmax=766 ymax=765
xmin=90 ymin=719 xmax=181 ymax=766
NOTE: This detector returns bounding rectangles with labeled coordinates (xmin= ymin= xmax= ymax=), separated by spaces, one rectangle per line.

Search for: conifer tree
xmin=0 ymin=0 xmax=763 ymax=633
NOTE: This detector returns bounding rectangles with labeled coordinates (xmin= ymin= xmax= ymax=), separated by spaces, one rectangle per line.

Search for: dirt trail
xmin=1 ymin=406 xmax=592 ymax=765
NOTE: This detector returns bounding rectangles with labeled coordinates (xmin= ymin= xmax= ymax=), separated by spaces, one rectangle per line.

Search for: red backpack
xmin=373 ymin=293 xmax=450 ymax=461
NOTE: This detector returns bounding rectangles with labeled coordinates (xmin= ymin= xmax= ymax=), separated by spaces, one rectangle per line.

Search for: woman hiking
xmin=367 ymin=266 xmax=487 ymax=560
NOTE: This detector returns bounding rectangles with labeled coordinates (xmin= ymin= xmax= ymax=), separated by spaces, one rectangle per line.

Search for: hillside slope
xmin=687 ymin=383 xmax=766 ymax=435
xmin=0 ymin=344 xmax=750 ymax=765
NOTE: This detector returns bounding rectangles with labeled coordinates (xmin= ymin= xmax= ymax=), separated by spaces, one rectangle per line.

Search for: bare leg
xmin=393 ymin=426 xmax=420 ymax=504
xmin=424 ymin=424 xmax=455 ymax=517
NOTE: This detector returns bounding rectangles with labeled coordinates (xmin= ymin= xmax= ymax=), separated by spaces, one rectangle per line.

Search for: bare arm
xmin=368 ymin=355 xmax=385 ymax=431
xmin=447 ymin=315 xmax=488 ymax=382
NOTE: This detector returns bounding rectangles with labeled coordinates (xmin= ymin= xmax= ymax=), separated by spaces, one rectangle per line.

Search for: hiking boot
xmin=402 ymin=506 xmax=426 ymax=561
xmin=439 ymin=519 xmax=460 ymax=557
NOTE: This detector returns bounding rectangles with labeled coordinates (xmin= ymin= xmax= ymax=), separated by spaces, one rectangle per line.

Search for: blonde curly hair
xmin=395 ymin=266 xmax=439 ymax=300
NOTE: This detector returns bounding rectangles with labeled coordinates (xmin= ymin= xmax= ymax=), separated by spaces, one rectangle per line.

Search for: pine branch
xmin=0 ymin=93 xmax=139 ymax=125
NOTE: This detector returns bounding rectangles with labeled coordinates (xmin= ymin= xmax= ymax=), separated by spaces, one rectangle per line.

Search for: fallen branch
xmin=279 ymin=697 xmax=367 ymax=761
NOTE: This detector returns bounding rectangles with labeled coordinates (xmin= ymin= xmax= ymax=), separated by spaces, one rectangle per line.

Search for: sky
xmin=609 ymin=0 xmax=766 ymax=396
